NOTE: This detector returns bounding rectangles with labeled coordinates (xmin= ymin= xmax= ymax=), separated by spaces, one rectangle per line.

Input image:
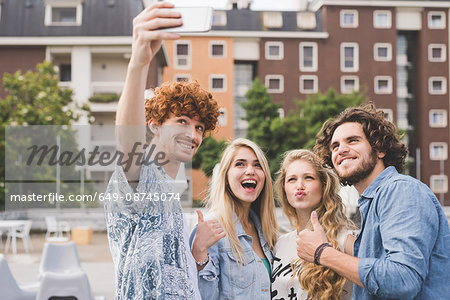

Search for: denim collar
xmin=360 ymin=166 xmax=398 ymax=201
xmin=234 ymin=209 xmax=268 ymax=248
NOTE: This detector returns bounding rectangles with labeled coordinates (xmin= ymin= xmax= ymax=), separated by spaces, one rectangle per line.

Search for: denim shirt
xmin=189 ymin=210 xmax=273 ymax=300
xmin=354 ymin=166 xmax=450 ymax=299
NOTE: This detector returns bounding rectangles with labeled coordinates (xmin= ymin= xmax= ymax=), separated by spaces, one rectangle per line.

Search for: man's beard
xmin=337 ymin=150 xmax=378 ymax=186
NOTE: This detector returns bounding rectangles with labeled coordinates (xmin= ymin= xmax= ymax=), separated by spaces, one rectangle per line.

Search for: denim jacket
xmin=354 ymin=166 xmax=450 ymax=299
xmin=189 ymin=210 xmax=273 ymax=300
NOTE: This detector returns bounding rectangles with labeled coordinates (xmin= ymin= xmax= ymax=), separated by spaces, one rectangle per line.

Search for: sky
xmin=167 ymin=0 xmax=307 ymax=11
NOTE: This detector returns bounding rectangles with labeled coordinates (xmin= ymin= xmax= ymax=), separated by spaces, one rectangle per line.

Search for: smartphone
xmin=162 ymin=7 xmax=213 ymax=33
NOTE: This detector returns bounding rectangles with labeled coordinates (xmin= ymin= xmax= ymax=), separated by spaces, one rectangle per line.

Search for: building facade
xmin=161 ymin=0 xmax=450 ymax=204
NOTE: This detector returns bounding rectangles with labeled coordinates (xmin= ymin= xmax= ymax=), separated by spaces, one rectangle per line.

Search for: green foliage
xmin=0 ymin=61 xmax=91 ymax=209
xmin=241 ymin=78 xmax=281 ymax=165
xmin=89 ymin=93 xmax=119 ymax=103
xmin=192 ymin=136 xmax=227 ymax=177
xmin=241 ymin=79 xmax=367 ymax=176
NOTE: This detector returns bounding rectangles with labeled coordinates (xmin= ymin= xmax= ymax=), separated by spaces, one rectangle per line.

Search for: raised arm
xmin=116 ymin=2 xmax=181 ymax=183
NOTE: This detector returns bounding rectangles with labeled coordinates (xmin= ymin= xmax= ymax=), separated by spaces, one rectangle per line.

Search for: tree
xmin=241 ymin=78 xmax=280 ymax=166
xmin=0 ymin=61 xmax=90 ymax=209
xmin=192 ymin=136 xmax=227 ymax=177
xmin=297 ymin=88 xmax=366 ymax=149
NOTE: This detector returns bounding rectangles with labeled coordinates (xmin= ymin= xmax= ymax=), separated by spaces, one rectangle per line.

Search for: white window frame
xmin=340 ymin=75 xmax=359 ymax=94
xmin=299 ymin=75 xmax=318 ymax=94
xmin=430 ymin=175 xmax=448 ymax=193
xmin=219 ymin=108 xmax=227 ymax=126
xmin=212 ymin=11 xmax=227 ymax=26
xmin=428 ymin=76 xmax=447 ymax=95
xmin=44 ymin=0 xmax=83 ymax=26
xmin=265 ymin=75 xmax=284 ymax=93
xmin=263 ymin=12 xmax=283 ymax=28
xmin=428 ymin=11 xmax=446 ymax=29
xmin=265 ymin=41 xmax=284 ymax=60
xmin=429 ymin=142 xmax=448 ymax=160
xmin=209 ymin=40 xmax=227 ymax=58
xmin=374 ymin=76 xmax=393 ymax=94
xmin=374 ymin=43 xmax=392 ymax=62
xmin=340 ymin=43 xmax=359 ymax=72
xmin=174 ymin=74 xmax=192 ymax=82
xmin=380 ymin=108 xmax=394 ymax=122
xmin=429 ymin=109 xmax=448 ymax=128
xmin=373 ymin=10 xmax=392 ymax=29
xmin=299 ymin=42 xmax=318 ymax=72
xmin=340 ymin=10 xmax=358 ymax=28
xmin=174 ymin=40 xmax=191 ymax=70
xmin=428 ymin=44 xmax=446 ymax=62
xmin=209 ymin=74 xmax=227 ymax=92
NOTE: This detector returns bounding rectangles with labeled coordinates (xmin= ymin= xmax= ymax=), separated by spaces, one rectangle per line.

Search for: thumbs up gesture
xmin=192 ymin=210 xmax=226 ymax=266
xmin=296 ymin=211 xmax=328 ymax=263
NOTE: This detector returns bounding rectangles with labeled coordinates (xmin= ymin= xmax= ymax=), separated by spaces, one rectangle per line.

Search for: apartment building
xmin=0 ymin=0 xmax=168 ymax=198
xmin=161 ymin=0 xmax=450 ymax=204
xmin=1 ymin=0 xmax=448 ymax=204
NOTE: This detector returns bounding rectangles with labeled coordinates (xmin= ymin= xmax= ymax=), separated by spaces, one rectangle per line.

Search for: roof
xmin=0 ymin=0 xmax=143 ymax=37
xmin=211 ymin=9 xmax=323 ymax=32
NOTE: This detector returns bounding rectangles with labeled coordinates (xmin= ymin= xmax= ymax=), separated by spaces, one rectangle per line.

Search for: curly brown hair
xmin=275 ymin=149 xmax=355 ymax=300
xmin=314 ymin=103 xmax=408 ymax=173
xmin=145 ymin=80 xmax=220 ymax=134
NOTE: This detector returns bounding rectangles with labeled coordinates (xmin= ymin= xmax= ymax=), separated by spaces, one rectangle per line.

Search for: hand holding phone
xmin=162 ymin=7 xmax=213 ymax=33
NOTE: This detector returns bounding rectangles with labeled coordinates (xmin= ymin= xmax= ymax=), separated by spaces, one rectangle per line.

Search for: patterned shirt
xmin=104 ymin=163 xmax=201 ymax=299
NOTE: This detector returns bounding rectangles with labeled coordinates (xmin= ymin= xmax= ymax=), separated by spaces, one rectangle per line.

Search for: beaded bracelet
xmin=314 ymin=242 xmax=332 ymax=265
xmin=195 ymin=253 xmax=210 ymax=266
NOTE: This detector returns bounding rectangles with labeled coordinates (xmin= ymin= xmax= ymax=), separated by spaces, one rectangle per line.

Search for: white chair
xmin=0 ymin=254 xmax=38 ymax=300
xmin=5 ymin=220 xmax=33 ymax=254
xmin=39 ymin=241 xmax=82 ymax=276
xmin=45 ymin=216 xmax=71 ymax=239
xmin=36 ymin=271 xmax=92 ymax=300
xmin=37 ymin=241 xmax=93 ymax=300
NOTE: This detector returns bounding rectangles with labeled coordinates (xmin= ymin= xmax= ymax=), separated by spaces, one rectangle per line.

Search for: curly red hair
xmin=145 ymin=80 xmax=220 ymax=135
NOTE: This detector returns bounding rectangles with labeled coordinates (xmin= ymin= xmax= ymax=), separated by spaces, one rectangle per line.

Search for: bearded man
xmin=297 ymin=104 xmax=450 ymax=299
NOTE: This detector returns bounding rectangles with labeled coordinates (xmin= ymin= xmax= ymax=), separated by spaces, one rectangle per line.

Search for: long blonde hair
xmin=274 ymin=149 xmax=354 ymax=299
xmin=206 ymin=138 xmax=278 ymax=264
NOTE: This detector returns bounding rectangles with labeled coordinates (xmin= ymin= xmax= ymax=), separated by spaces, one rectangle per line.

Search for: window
xmin=430 ymin=175 xmax=448 ymax=193
xmin=209 ymin=41 xmax=226 ymax=58
xmin=340 ymin=43 xmax=359 ymax=72
xmin=430 ymin=143 xmax=448 ymax=160
xmin=380 ymin=109 xmax=394 ymax=122
xmin=299 ymin=75 xmax=318 ymax=94
xmin=299 ymin=42 xmax=318 ymax=72
xmin=429 ymin=110 xmax=447 ymax=127
xmin=174 ymin=74 xmax=191 ymax=82
xmin=212 ymin=11 xmax=227 ymax=26
xmin=428 ymin=44 xmax=446 ymax=62
xmin=428 ymin=11 xmax=446 ymax=29
xmin=340 ymin=76 xmax=359 ymax=94
xmin=174 ymin=41 xmax=191 ymax=69
xmin=278 ymin=108 xmax=285 ymax=119
xmin=265 ymin=75 xmax=284 ymax=93
xmin=374 ymin=43 xmax=392 ymax=61
xmin=263 ymin=12 xmax=283 ymax=28
xmin=340 ymin=10 xmax=358 ymax=28
xmin=44 ymin=0 xmax=83 ymax=26
xmin=374 ymin=76 xmax=393 ymax=94
xmin=373 ymin=10 xmax=392 ymax=28
xmin=209 ymin=74 xmax=227 ymax=92
xmin=219 ymin=108 xmax=227 ymax=126
xmin=429 ymin=77 xmax=447 ymax=95
xmin=59 ymin=64 xmax=72 ymax=82
xmin=265 ymin=42 xmax=284 ymax=60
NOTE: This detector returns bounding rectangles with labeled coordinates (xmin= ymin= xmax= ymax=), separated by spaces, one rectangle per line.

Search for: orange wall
xmin=162 ymin=36 xmax=234 ymax=141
